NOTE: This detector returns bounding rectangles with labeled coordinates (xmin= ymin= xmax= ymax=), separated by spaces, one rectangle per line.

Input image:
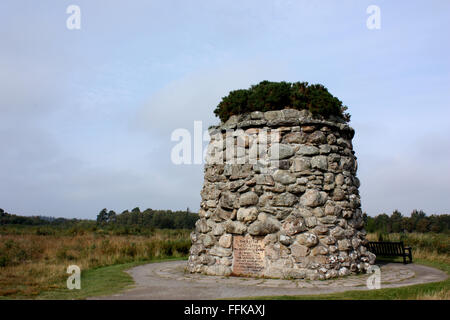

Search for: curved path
xmin=91 ymin=260 xmax=447 ymax=300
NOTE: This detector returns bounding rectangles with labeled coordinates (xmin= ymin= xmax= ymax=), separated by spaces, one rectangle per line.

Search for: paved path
xmin=92 ymin=261 xmax=447 ymax=300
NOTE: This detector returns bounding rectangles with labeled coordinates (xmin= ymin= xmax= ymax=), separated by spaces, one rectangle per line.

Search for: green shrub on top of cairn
xmin=213 ymin=80 xmax=350 ymax=123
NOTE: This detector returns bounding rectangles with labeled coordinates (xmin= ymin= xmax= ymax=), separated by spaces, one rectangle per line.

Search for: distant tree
xmin=107 ymin=210 xmax=117 ymax=223
xmin=390 ymin=210 xmax=403 ymax=233
xmin=416 ymin=218 xmax=430 ymax=233
xmin=96 ymin=208 xmax=108 ymax=224
xmin=374 ymin=213 xmax=390 ymax=233
xmin=362 ymin=209 xmax=450 ymax=234
xmin=364 ymin=213 xmax=376 ymax=233
xmin=411 ymin=210 xmax=427 ymax=230
xmin=430 ymin=221 xmax=442 ymax=233
xmin=401 ymin=217 xmax=414 ymax=233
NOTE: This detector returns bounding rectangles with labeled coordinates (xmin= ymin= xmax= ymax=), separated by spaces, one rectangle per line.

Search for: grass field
xmin=0 ymin=228 xmax=448 ymax=300
xmin=0 ymin=228 xmax=190 ymax=299
xmin=36 ymin=257 xmax=187 ymax=300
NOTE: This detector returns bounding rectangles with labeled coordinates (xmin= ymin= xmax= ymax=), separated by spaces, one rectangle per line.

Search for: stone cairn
xmin=187 ymin=109 xmax=375 ymax=280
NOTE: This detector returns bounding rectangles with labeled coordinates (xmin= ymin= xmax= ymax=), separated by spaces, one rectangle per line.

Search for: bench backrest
xmin=368 ymin=241 xmax=405 ymax=255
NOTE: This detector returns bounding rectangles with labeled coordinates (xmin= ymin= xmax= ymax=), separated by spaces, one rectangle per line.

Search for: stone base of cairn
xmin=187 ymin=109 xmax=375 ymax=280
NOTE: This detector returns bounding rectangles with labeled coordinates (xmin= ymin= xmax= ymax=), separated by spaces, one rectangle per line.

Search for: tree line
xmin=96 ymin=207 xmax=198 ymax=230
xmin=0 ymin=207 xmax=197 ymax=230
xmin=0 ymin=208 xmax=85 ymax=226
xmin=2 ymin=207 xmax=449 ymax=234
xmin=364 ymin=210 xmax=450 ymax=234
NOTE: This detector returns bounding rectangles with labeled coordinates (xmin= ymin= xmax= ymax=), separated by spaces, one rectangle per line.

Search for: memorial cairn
xmin=187 ymin=82 xmax=375 ymax=280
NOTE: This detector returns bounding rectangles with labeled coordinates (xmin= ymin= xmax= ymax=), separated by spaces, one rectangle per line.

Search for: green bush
xmin=213 ymin=80 xmax=350 ymax=122
xmin=35 ymin=227 xmax=55 ymax=236
xmin=0 ymin=239 xmax=44 ymax=266
xmin=0 ymin=255 xmax=10 ymax=267
xmin=144 ymin=239 xmax=191 ymax=258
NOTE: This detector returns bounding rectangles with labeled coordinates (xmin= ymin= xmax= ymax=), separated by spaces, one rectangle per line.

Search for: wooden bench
xmin=367 ymin=241 xmax=413 ymax=264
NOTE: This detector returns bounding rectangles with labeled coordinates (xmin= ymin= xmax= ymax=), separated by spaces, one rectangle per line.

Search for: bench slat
xmin=367 ymin=241 xmax=412 ymax=264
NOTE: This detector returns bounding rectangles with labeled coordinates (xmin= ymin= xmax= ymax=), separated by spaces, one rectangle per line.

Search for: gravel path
xmin=91 ymin=260 xmax=447 ymax=300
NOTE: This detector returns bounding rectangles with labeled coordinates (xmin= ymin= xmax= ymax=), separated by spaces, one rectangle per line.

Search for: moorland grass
xmin=1 ymin=228 xmax=448 ymax=300
xmin=0 ymin=228 xmax=190 ymax=299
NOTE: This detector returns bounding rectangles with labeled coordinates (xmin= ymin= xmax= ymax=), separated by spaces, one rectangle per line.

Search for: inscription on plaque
xmin=232 ymin=235 xmax=265 ymax=277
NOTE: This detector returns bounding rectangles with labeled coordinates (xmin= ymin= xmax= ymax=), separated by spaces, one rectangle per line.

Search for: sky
xmin=0 ymin=0 xmax=449 ymax=219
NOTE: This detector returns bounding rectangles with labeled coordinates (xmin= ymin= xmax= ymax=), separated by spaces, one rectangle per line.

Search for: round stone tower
xmin=187 ymin=108 xmax=375 ymax=280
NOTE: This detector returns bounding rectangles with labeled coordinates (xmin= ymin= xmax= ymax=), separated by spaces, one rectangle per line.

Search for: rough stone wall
xmin=187 ymin=109 xmax=375 ymax=280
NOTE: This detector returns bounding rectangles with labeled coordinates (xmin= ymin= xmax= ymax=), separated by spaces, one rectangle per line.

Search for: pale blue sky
xmin=1 ymin=0 xmax=449 ymax=218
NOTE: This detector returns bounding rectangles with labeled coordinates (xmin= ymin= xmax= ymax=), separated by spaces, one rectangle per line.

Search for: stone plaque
xmin=232 ymin=235 xmax=265 ymax=277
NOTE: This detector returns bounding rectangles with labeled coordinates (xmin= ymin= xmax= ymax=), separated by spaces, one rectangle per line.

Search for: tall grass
xmin=417 ymin=289 xmax=450 ymax=300
xmin=2 ymin=229 xmax=448 ymax=299
xmin=0 ymin=229 xmax=190 ymax=298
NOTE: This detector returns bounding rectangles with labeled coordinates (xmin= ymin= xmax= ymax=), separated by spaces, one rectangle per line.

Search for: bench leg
xmin=403 ymin=255 xmax=407 ymax=264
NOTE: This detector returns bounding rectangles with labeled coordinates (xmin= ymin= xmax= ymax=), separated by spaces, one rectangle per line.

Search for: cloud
xmin=358 ymin=131 xmax=450 ymax=216
xmin=134 ymin=59 xmax=291 ymax=135
xmin=127 ymin=60 xmax=292 ymax=212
